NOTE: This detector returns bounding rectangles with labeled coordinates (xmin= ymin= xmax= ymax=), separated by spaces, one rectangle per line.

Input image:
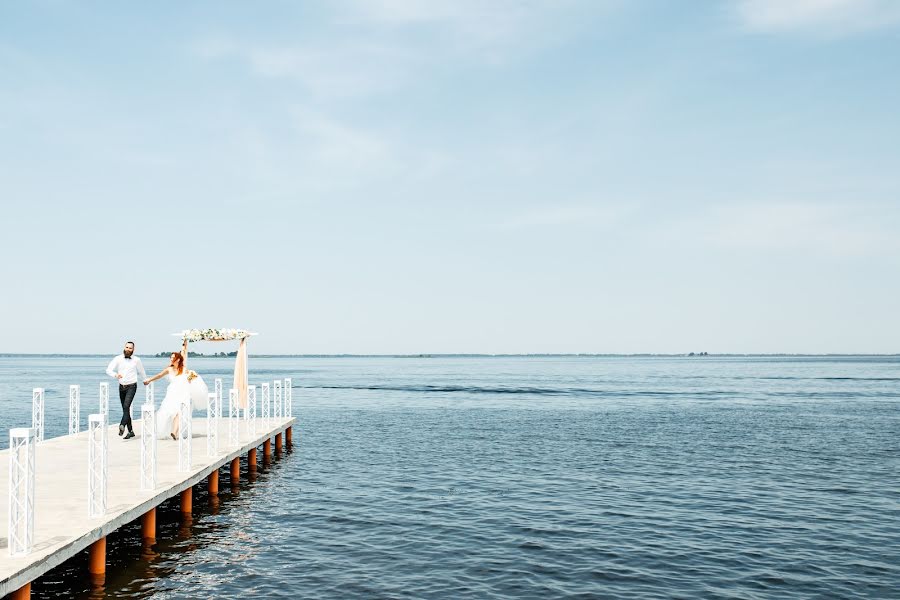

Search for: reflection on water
xmin=30 ymin=449 xmax=294 ymax=599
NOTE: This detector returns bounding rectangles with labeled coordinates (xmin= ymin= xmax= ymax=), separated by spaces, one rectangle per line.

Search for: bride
xmin=143 ymin=351 xmax=209 ymax=439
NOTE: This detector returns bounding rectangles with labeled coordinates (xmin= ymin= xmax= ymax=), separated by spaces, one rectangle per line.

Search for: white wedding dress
xmin=155 ymin=369 xmax=209 ymax=439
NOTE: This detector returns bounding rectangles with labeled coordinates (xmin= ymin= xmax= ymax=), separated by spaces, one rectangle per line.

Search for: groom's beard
xmin=124 ymin=351 xmax=133 ymax=358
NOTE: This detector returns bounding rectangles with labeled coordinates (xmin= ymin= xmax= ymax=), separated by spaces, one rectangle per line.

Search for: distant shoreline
xmin=1 ymin=353 xmax=898 ymax=358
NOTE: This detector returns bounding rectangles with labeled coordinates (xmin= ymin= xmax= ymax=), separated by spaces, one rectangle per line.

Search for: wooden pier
xmin=0 ymin=416 xmax=295 ymax=598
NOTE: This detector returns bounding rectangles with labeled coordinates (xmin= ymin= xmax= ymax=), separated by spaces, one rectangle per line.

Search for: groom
xmin=105 ymin=341 xmax=148 ymax=440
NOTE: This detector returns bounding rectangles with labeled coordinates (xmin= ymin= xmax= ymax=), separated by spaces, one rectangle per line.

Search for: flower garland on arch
xmin=180 ymin=328 xmax=252 ymax=342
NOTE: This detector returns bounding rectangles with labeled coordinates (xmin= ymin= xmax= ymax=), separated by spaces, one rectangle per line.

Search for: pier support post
xmin=230 ymin=457 xmax=240 ymax=484
xmin=208 ymin=470 xmax=219 ymax=496
xmin=246 ymin=385 xmax=257 ymax=437
xmin=273 ymin=380 xmax=283 ymax=420
xmin=286 ymin=426 xmax=293 ymax=446
xmin=178 ymin=400 xmax=192 ymax=472
xmin=69 ymin=384 xmax=81 ymax=435
xmin=10 ymin=582 xmax=30 ymax=599
xmin=89 ymin=537 xmax=106 ymax=576
xmin=206 ymin=392 xmax=220 ymax=457
xmin=180 ymin=487 xmax=192 ymax=515
xmin=261 ymin=382 xmax=270 ymax=425
xmin=142 ymin=507 xmax=156 ymax=542
xmin=248 ymin=448 xmax=257 ymax=472
xmin=88 ymin=415 xmax=108 ymax=518
xmin=275 ymin=432 xmax=283 ymax=454
xmin=229 ymin=389 xmax=240 ymax=447
xmin=31 ymin=389 xmax=45 ymax=444
xmin=99 ymin=382 xmax=109 ymax=425
xmin=8 ymin=427 xmax=37 ymax=557
xmin=284 ymin=378 xmax=292 ymax=418
xmin=263 ymin=438 xmax=272 ymax=463
xmin=140 ymin=404 xmax=157 ymax=491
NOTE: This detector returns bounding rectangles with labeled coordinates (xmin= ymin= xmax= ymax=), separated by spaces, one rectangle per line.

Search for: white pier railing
xmin=88 ymin=414 xmax=107 ymax=518
xmin=140 ymin=404 xmax=157 ymax=491
xmin=178 ymin=400 xmax=192 ymax=472
xmin=273 ymin=380 xmax=282 ymax=420
xmin=69 ymin=384 xmax=80 ymax=435
xmin=99 ymin=382 xmax=109 ymax=424
xmin=214 ymin=378 xmax=223 ymax=412
xmin=284 ymin=378 xmax=292 ymax=419
xmin=261 ymin=382 xmax=270 ymax=425
xmin=8 ymin=427 xmax=36 ymax=556
xmin=206 ymin=392 xmax=219 ymax=457
xmin=228 ymin=388 xmax=239 ymax=447
xmin=145 ymin=381 xmax=155 ymax=407
xmin=246 ymin=385 xmax=257 ymax=436
xmin=31 ymin=388 xmax=45 ymax=444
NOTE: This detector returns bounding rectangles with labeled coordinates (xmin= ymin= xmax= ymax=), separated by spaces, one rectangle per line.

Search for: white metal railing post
xmin=215 ymin=378 xmax=223 ymax=411
xmin=206 ymin=392 xmax=219 ymax=457
xmin=145 ymin=381 xmax=155 ymax=407
xmin=140 ymin=404 xmax=156 ymax=491
xmin=178 ymin=400 xmax=192 ymax=472
xmin=99 ymin=382 xmax=109 ymax=424
xmin=32 ymin=388 xmax=45 ymax=443
xmin=69 ymin=385 xmax=80 ymax=435
xmin=8 ymin=427 xmax=36 ymax=556
xmin=246 ymin=385 xmax=256 ymax=436
xmin=284 ymin=378 xmax=292 ymax=419
xmin=273 ymin=380 xmax=282 ymax=420
xmin=261 ymin=382 xmax=270 ymax=425
xmin=229 ymin=388 xmax=239 ymax=446
xmin=88 ymin=414 xmax=107 ymax=517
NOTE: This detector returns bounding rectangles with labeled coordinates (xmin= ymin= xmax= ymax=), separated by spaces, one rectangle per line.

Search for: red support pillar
xmin=231 ymin=457 xmax=240 ymax=484
xmin=286 ymin=426 xmax=293 ymax=446
xmin=142 ymin=507 xmax=157 ymax=542
xmin=208 ymin=469 xmax=219 ymax=496
xmin=89 ymin=537 xmax=106 ymax=577
xmin=180 ymin=487 xmax=193 ymax=515
xmin=248 ymin=448 xmax=257 ymax=472
xmin=275 ymin=432 xmax=283 ymax=454
xmin=10 ymin=582 xmax=31 ymax=599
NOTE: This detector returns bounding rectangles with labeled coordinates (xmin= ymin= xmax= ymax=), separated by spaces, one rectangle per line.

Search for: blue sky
xmin=1 ymin=0 xmax=899 ymax=354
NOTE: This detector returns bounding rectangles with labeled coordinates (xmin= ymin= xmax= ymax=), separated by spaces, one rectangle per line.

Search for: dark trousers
xmin=119 ymin=383 xmax=137 ymax=433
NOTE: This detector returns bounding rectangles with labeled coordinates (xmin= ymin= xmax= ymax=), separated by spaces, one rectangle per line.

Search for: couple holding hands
xmin=106 ymin=341 xmax=208 ymax=440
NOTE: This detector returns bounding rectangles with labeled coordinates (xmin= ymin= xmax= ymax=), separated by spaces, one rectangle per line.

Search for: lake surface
xmin=0 ymin=355 xmax=898 ymax=599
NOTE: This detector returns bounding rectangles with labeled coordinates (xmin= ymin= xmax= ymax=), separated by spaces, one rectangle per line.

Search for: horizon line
xmin=0 ymin=352 xmax=898 ymax=358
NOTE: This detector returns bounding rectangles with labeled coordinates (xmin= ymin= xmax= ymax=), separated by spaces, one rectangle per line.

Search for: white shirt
xmin=106 ymin=355 xmax=148 ymax=386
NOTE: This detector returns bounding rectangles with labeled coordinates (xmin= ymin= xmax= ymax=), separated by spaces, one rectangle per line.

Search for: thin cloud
xmin=290 ymin=108 xmax=394 ymax=169
xmin=701 ymin=202 xmax=899 ymax=257
xmin=191 ymin=1 xmax=613 ymax=96
xmin=241 ymin=107 xmax=402 ymax=194
xmin=192 ymin=36 xmax=414 ymax=98
xmin=493 ymin=204 xmax=633 ymax=230
xmin=735 ymin=0 xmax=900 ymax=35
xmin=341 ymin=1 xmax=582 ymax=30
xmin=340 ymin=0 xmax=581 ymax=52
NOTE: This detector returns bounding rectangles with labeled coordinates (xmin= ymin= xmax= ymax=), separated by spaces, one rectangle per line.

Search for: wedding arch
xmin=173 ymin=328 xmax=257 ymax=408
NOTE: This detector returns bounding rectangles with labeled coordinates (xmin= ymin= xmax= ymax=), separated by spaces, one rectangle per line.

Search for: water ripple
xmin=0 ymin=356 xmax=897 ymax=598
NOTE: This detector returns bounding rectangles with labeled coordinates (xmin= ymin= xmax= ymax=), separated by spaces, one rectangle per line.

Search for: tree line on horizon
xmin=154 ymin=351 xmax=238 ymax=358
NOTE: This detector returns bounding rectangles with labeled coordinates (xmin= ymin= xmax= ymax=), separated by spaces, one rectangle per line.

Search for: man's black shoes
xmin=118 ymin=425 xmax=125 ymax=436
xmin=124 ymin=431 xmax=135 ymax=440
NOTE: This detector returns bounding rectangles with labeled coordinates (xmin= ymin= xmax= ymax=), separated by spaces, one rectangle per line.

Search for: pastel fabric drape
xmin=180 ymin=333 xmax=250 ymax=409
xmin=233 ymin=337 xmax=249 ymax=409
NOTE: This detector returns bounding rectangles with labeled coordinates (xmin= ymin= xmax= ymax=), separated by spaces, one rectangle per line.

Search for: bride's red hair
xmin=170 ymin=352 xmax=185 ymax=375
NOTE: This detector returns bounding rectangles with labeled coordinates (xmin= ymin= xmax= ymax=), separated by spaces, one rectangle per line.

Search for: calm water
xmin=0 ymin=355 xmax=898 ymax=599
